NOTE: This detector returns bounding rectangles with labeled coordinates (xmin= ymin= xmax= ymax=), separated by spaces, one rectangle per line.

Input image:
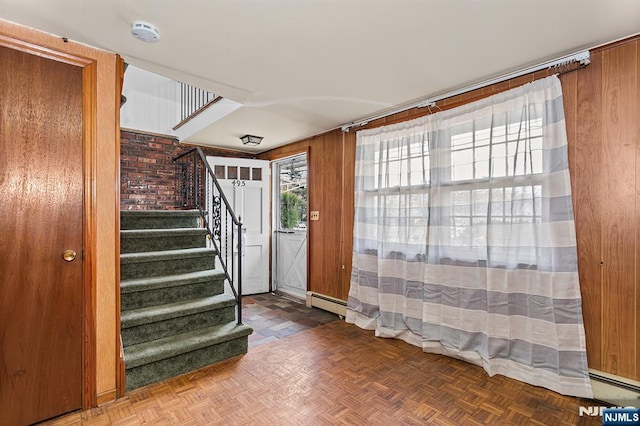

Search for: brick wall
xmin=121 ymin=130 xmax=255 ymax=210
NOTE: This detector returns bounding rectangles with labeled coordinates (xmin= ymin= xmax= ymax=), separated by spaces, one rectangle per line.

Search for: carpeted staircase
xmin=120 ymin=210 xmax=252 ymax=391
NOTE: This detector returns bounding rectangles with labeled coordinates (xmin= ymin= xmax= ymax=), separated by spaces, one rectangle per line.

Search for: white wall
xmin=120 ymin=65 xmax=180 ymax=136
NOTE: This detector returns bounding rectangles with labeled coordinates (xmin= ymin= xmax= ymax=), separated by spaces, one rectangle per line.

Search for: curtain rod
xmin=341 ymin=50 xmax=590 ymax=132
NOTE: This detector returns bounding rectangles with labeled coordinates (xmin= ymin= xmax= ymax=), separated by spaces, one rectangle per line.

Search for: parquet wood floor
xmin=44 ymin=321 xmax=600 ymax=425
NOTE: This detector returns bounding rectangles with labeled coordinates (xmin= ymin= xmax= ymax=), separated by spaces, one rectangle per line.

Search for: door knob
xmin=62 ymin=250 xmax=77 ymax=262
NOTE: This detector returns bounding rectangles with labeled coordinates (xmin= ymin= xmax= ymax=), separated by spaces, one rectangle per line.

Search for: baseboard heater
xmin=306 ymin=292 xmax=347 ymax=317
xmin=589 ymin=369 xmax=640 ymax=407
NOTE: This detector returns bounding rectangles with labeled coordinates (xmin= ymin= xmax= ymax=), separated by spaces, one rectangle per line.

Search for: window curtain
xmin=346 ymin=76 xmax=592 ymax=398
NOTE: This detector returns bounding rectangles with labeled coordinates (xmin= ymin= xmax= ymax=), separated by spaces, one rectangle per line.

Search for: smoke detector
xmin=131 ymin=21 xmax=160 ymax=43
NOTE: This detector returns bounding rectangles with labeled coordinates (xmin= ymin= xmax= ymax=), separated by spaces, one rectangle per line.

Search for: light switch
xmin=310 ymin=211 xmax=320 ymax=221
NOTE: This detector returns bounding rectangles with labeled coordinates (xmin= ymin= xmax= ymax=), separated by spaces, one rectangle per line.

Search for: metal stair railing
xmin=173 ymin=148 xmax=243 ymax=325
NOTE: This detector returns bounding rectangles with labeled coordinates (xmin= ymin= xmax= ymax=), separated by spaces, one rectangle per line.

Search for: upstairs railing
xmin=173 ymin=82 xmax=221 ymax=131
xmin=173 ymin=148 xmax=243 ymax=325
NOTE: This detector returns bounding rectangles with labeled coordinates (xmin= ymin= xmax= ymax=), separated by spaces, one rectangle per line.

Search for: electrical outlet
xmin=310 ymin=211 xmax=320 ymax=220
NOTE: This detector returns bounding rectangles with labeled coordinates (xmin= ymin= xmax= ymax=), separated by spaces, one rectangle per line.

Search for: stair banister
xmin=236 ymin=217 xmax=242 ymax=326
xmin=173 ymin=148 xmax=244 ymax=325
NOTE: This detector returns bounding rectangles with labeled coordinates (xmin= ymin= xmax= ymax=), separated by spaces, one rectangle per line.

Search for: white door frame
xmin=271 ymin=153 xmax=308 ymax=300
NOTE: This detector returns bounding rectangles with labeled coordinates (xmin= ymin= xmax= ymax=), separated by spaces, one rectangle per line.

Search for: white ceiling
xmin=2 ymin=0 xmax=639 ymax=152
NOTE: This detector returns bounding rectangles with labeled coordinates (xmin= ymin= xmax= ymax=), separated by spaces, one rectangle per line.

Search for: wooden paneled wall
xmin=563 ymin=38 xmax=640 ymax=381
xmin=262 ymin=36 xmax=640 ymax=381
xmin=260 ymin=131 xmax=349 ymax=300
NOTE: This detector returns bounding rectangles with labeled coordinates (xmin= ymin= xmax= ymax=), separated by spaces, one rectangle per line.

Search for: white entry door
xmin=207 ymin=156 xmax=270 ymax=295
xmin=273 ymin=154 xmax=308 ymax=300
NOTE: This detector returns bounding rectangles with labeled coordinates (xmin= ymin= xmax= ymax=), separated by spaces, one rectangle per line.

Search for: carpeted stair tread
xmin=121 ymin=228 xmax=210 ymax=253
xmin=121 ymin=270 xmax=225 ymax=294
xmin=121 ymin=294 xmax=236 ymax=328
xmin=120 ymin=248 xmax=217 ymax=280
xmin=121 ymin=210 xmax=201 ymax=230
xmin=120 ymin=247 xmax=217 ymax=264
xmin=124 ymin=322 xmax=253 ymax=369
xmin=121 ymin=210 xmax=200 ymax=217
xmin=121 ymin=228 xmax=208 ymax=237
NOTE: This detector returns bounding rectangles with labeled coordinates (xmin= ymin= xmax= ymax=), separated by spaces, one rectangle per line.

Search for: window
xmin=367 ymin=110 xmax=545 ymax=265
xmin=450 ymin=115 xmax=543 ymax=182
xmin=350 ymin=77 xmax=591 ymax=399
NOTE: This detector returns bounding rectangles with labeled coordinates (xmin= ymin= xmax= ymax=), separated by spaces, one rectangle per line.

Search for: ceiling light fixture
xmin=131 ymin=21 xmax=160 ymax=43
xmin=240 ymin=134 xmax=263 ymax=146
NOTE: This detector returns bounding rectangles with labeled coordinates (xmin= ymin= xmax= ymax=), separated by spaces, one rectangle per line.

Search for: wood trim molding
xmin=82 ymin=60 xmax=98 ymax=409
xmin=261 ymin=146 xmax=310 ymax=162
xmin=590 ymin=33 xmax=640 ymax=54
xmin=305 ymin=146 xmax=311 ymax=294
xmin=96 ymin=390 xmax=117 ymax=406
xmin=115 ymin=55 xmax=125 ymax=399
xmin=0 ymin=34 xmax=93 ymax=67
xmin=172 ymin=96 xmax=223 ymax=131
xmin=117 ymin=336 xmax=126 ymax=398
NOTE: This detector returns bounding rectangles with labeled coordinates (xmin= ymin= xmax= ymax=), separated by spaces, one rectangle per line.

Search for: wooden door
xmin=0 ymin=45 xmax=84 ymax=425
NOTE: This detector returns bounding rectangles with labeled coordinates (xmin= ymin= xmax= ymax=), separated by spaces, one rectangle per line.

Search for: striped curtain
xmin=346 ymin=76 xmax=592 ymax=398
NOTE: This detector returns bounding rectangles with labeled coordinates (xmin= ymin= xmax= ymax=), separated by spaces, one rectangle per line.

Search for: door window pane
xmin=227 ymin=166 xmax=237 ymax=180
xmin=277 ymin=156 xmax=307 ymax=230
xmin=240 ymin=167 xmax=250 ymax=180
xmin=252 ymin=167 xmax=262 ymax=181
